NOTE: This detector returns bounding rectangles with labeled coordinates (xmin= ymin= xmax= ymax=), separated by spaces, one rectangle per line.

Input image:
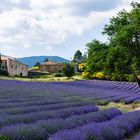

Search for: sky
xmin=0 ymin=0 xmax=139 ymax=60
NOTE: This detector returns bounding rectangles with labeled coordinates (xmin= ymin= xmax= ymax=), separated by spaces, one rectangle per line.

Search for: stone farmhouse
xmin=39 ymin=61 xmax=78 ymax=73
xmin=39 ymin=61 xmax=64 ymax=73
xmin=0 ymin=55 xmax=28 ymax=77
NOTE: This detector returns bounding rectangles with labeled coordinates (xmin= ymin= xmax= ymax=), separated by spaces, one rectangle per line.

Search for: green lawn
xmin=0 ymin=75 xmax=83 ymax=82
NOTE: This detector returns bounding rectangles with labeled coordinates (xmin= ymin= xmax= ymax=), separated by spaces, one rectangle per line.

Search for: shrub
xmin=91 ymin=72 xmax=105 ymax=80
xmin=78 ymin=63 xmax=87 ymax=72
xmin=82 ymin=72 xmax=105 ymax=80
xmin=30 ymin=66 xmax=39 ymax=71
xmin=110 ymin=73 xmax=127 ymax=81
xmin=0 ymin=71 xmax=9 ymax=76
xmin=82 ymin=71 xmax=92 ymax=79
xmin=62 ymin=63 xmax=75 ymax=77
xmin=110 ymin=74 xmax=119 ymax=81
xmin=0 ymin=135 xmax=8 ymax=140
xmin=127 ymin=74 xmax=135 ymax=82
xmin=54 ymin=73 xmax=64 ymax=77
xmin=105 ymin=75 xmax=112 ymax=80
xmin=95 ymin=72 xmax=105 ymax=80
xmin=137 ymin=75 xmax=140 ymax=80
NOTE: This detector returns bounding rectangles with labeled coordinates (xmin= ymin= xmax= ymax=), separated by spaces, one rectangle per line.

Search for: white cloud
xmin=45 ymin=46 xmax=53 ymax=51
xmin=0 ymin=0 xmax=139 ymax=57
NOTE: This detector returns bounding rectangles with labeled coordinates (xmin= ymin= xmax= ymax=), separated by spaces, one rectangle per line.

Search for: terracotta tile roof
xmin=41 ymin=61 xmax=60 ymax=65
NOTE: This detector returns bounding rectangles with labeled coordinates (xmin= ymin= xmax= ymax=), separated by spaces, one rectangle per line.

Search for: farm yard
xmin=0 ymin=80 xmax=140 ymax=140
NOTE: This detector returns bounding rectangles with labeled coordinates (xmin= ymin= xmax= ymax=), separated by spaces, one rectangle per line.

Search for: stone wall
xmin=1 ymin=56 xmax=28 ymax=77
xmin=8 ymin=59 xmax=28 ymax=76
xmin=39 ymin=64 xmax=64 ymax=73
xmin=39 ymin=64 xmax=78 ymax=73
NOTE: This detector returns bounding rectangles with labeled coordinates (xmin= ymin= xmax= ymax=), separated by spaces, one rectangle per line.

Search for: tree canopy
xmin=85 ymin=2 xmax=140 ymax=84
xmin=62 ymin=63 xmax=75 ymax=77
xmin=103 ymin=2 xmax=140 ymax=75
xmin=44 ymin=58 xmax=49 ymax=62
xmin=34 ymin=62 xmax=40 ymax=67
xmin=86 ymin=40 xmax=109 ymax=72
xmin=73 ymin=50 xmax=82 ymax=63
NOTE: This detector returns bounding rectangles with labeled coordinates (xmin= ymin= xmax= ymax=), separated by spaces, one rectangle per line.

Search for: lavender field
xmin=0 ymin=79 xmax=140 ymax=140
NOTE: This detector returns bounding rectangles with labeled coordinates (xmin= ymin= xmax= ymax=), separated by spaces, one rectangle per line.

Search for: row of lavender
xmin=0 ymin=107 xmax=140 ymax=140
xmin=134 ymin=133 xmax=140 ymax=140
xmin=0 ymin=108 xmax=122 ymax=140
xmin=0 ymin=105 xmax=99 ymax=126
xmin=49 ymin=110 xmax=140 ymax=140
xmin=0 ymin=80 xmax=140 ymax=139
xmin=1 ymin=80 xmax=140 ymax=104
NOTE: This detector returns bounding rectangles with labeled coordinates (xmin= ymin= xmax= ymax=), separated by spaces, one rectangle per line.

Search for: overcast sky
xmin=0 ymin=0 xmax=139 ymax=60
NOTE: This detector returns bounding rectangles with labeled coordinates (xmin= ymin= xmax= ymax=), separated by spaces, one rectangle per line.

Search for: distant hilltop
xmin=16 ymin=56 xmax=70 ymax=68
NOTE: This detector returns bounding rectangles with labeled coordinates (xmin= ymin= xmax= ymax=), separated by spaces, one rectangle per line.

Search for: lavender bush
xmin=49 ymin=111 xmax=140 ymax=140
xmin=0 ymin=108 xmax=121 ymax=140
xmin=133 ymin=133 xmax=140 ymax=140
xmin=0 ymin=79 xmax=140 ymax=140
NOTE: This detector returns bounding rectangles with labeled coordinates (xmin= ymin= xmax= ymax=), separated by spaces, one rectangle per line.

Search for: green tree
xmin=44 ymin=58 xmax=49 ymax=62
xmin=103 ymin=2 xmax=140 ymax=85
xmin=73 ymin=50 xmax=82 ymax=63
xmin=81 ymin=53 xmax=87 ymax=63
xmin=106 ymin=45 xmax=131 ymax=74
xmin=62 ymin=63 xmax=75 ymax=77
xmin=34 ymin=62 xmax=40 ymax=67
xmin=86 ymin=40 xmax=109 ymax=72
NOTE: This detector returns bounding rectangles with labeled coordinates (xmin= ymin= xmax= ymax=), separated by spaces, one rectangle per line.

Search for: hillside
xmin=16 ymin=56 xmax=70 ymax=68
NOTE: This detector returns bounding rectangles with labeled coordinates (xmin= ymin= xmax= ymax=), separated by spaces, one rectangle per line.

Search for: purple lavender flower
xmin=133 ymin=133 xmax=140 ymax=140
xmin=49 ymin=111 xmax=140 ymax=140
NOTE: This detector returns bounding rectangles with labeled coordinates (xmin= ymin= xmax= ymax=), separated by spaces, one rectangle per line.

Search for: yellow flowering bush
xmin=30 ymin=66 xmax=39 ymax=71
xmin=78 ymin=63 xmax=86 ymax=72
xmin=137 ymin=75 xmax=140 ymax=80
xmin=95 ymin=72 xmax=105 ymax=80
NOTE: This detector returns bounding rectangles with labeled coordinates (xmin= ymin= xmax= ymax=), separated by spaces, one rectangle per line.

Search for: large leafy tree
xmin=85 ymin=2 xmax=140 ymax=86
xmin=86 ymin=40 xmax=109 ymax=72
xmin=81 ymin=53 xmax=87 ymax=63
xmin=103 ymin=2 xmax=140 ymax=85
xmin=106 ymin=45 xmax=131 ymax=75
xmin=103 ymin=2 xmax=140 ymax=74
